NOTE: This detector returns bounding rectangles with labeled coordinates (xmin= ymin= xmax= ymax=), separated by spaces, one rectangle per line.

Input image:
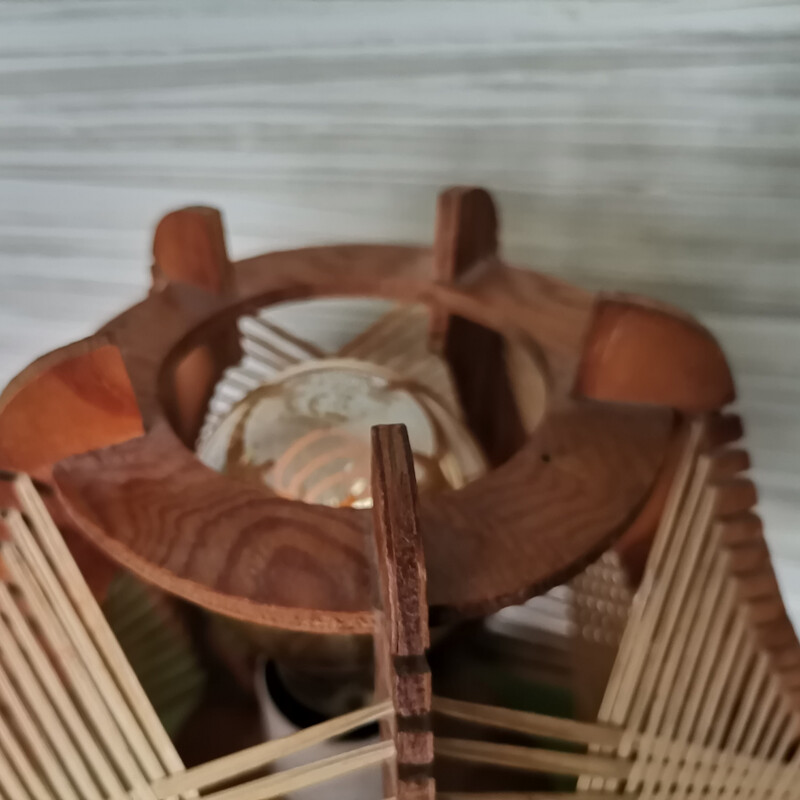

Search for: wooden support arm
xmin=371 ymin=424 xmax=435 ymax=800
xmin=431 ymin=187 xmax=525 ymax=465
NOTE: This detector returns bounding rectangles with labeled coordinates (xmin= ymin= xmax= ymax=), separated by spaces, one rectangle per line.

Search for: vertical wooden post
xmin=429 ymin=187 xmax=498 ymax=349
xmin=0 ymin=340 xmax=143 ymax=477
xmin=371 ymin=424 xmax=435 ymax=800
xmin=431 ymin=187 xmax=525 ymax=465
xmin=151 ymin=206 xmax=239 ymax=445
xmin=152 ymin=206 xmax=232 ymax=294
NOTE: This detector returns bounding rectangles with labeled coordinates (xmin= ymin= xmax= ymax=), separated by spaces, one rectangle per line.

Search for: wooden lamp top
xmin=0 ymin=187 xmax=735 ymax=634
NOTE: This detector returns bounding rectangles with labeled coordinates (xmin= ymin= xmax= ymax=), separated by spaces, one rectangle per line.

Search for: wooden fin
xmin=151 ymin=206 xmax=239 ymax=443
xmin=371 ymin=424 xmax=435 ymax=800
xmin=0 ymin=338 xmax=143 ymax=477
xmin=152 ymin=206 xmax=231 ymax=294
xmin=576 ymin=296 xmax=735 ymax=411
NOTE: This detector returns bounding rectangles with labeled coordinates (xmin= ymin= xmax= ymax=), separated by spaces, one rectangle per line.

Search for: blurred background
xmin=0 ymin=0 xmax=798 ymax=623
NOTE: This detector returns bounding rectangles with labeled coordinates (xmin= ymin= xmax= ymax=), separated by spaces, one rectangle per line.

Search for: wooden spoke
xmin=371 ymin=424 xmax=435 ymax=800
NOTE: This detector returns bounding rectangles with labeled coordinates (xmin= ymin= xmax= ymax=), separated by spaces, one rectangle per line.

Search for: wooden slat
xmin=438 ymin=794 xmax=637 ymax=800
xmin=15 ymin=473 xmax=185 ymax=775
xmin=0 ymin=541 xmax=158 ymax=798
xmin=432 ymin=697 xmax=622 ymax=749
xmin=435 ymin=738 xmax=630 ymax=781
xmin=0 ymin=657 xmax=79 ymax=800
xmin=151 ymin=701 xmax=393 ymax=797
xmin=596 ymin=418 xmax=705 ymax=725
xmin=371 ymin=424 xmax=435 ymax=800
xmin=0 ymin=582 xmax=128 ymax=798
xmin=0 ymin=606 xmax=103 ymax=800
xmin=586 ymin=418 xmax=800 ymax=799
xmin=0 ymin=738 xmax=31 ymax=800
xmin=200 ymin=741 xmax=395 ymax=800
xmin=0 ymin=709 xmax=50 ymax=800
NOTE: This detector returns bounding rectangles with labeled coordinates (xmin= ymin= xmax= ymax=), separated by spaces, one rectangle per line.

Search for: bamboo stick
xmin=0 ymin=657 xmax=79 ymax=800
xmin=0 ymin=581 xmax=127 ymax=798
xmin=4 ymin=503 xmax=165 ymax=782
xmin=0 ymin=737 xmax=31 ymax=800
xmin=0 ymin=608 xmax=104 ymax=800
xmin=432 ymin=697 xmax=622 ymax=749
xmin=752 ymin=720 xmax=800 ymax=800
xmin=628 ymin=489 xmax=717 ymax=739
xmin=14 ymin=474 xmax=186 ymax=777
xmin=738 ymin=704 xmax=795 ymax=798
xmin=615 ymin=454 xmax=713 ymax=746
xmin=435 ymin=738 xmax=630 ymax=780
xmin=1 ymin=542 xmax=158 ymax=800
xmin=438 ymin=794 xmax=637 ymax=800
xmin=199 ymin=740 xmax=394 ymax=800
xmin=0 ymin=708 xmax=50 ymax=800
xmin=705 ymin=652 xmax=770 ymax=796
xmin=152 ymin=700 xmax=393 ymax=797
xmin=596 ymin=419 xmax=704 ymax=726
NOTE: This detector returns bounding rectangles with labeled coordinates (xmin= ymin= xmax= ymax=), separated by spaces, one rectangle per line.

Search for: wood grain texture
xmin=52 ymin=396 xmax=671 ymax=631
xmin=0 ymin=0 xmax=797 ymax=623
xmin=371 ymin=426 xmax=430 ymax=660
xmin=422 ymin=400 xmax=673 ymax=619
xmin=54 ymin=421 xmax=375 ymax=633
xmin=433 ymin=187 xmax=526 ymax=465
xmin=0 ymin=338 xmax=143 ymax=478
xmin=1 ymin=206 xmax=669 ymax=632
xmin=430 ymin=186 xmax=497 ymax=349
xmin=92 ymin=241 xmax=594 ymax=425
xmin=370 ymin=424 xmax=435 ymax=800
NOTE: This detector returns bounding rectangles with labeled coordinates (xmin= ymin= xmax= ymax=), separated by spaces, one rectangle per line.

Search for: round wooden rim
xmin=44 ymin=243 xmax=672 ymax=633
